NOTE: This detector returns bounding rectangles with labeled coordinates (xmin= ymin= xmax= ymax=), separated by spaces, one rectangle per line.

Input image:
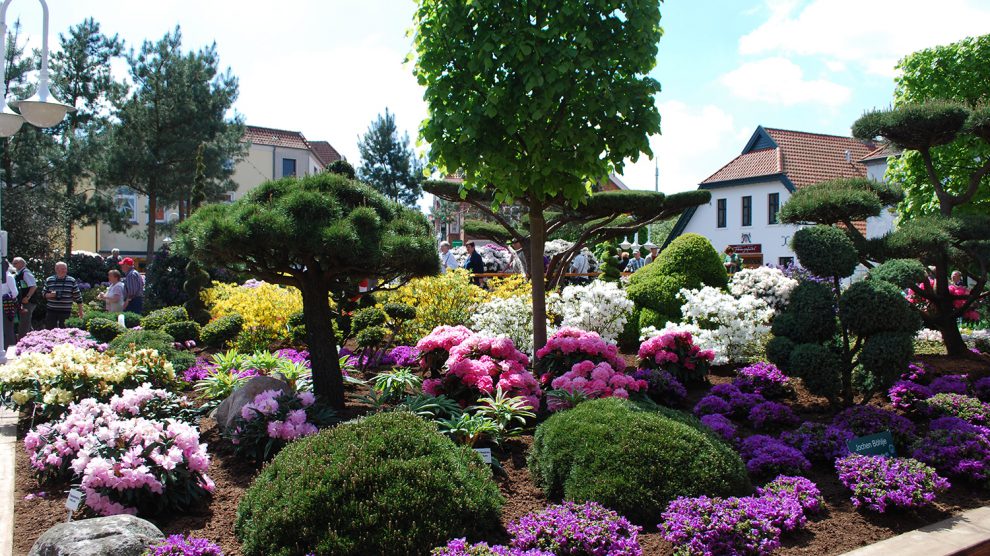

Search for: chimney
xmin=844 ymin=149 xmax=851 ymax=163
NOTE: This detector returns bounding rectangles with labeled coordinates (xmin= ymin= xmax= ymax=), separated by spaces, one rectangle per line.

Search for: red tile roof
xmin=243 ymin=125 xmax=312 ymax=150
xmin=309 ymin=141 xmax=342 ymax=166
xmin=859 ymin=143 xmax=900 ymax=162
xmin=701 ymin=128 xmax=875 ymax=188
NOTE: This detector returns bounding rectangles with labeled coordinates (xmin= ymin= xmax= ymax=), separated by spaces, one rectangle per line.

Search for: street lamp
xmin=0 ymin=0 xmax=74 ymax=363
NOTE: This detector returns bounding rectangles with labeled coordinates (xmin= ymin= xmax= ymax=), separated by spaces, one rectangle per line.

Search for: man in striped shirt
xmin=626 ymin=250 xmax=647 ymax=272
xmin=120 ymin=257 xmax=145 ymax=314
xmin=42 ymin=262 xmax=83 ymax=328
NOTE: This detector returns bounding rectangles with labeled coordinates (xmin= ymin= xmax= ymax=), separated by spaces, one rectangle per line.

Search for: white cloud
xmin=741 ymin=0 xmax=990 ymax=76
xmin=618 ymin=101 xmax=747 ymax=194
xmin=719 ymin=57 xmax=851 ymax=107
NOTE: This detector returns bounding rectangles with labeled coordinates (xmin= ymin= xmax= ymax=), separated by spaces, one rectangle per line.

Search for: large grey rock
xmin=213 ymin=374 xmax=293 ymax=432
xmin=29 ymin=515 xmax=164 ymax=556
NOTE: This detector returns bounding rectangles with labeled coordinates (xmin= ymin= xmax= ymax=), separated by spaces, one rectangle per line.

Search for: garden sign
xmin=846 ymin=431 xmax=896 ymax=458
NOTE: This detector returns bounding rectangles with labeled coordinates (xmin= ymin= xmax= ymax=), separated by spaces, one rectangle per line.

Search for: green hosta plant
xmin=471 ymin=387 xmax=536 ymax=445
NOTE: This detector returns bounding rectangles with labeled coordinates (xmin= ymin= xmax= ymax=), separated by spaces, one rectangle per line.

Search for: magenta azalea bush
xmin=733 ymin=362 xmax=792 ymax=399
xmin=389 ymin=345 xmax=421 ymax=367
xmin=637 ymin=330 xmax=714 ymax=384
xmin=756 ymin=475 xmax=824 ymax=515
xmin=887 ymin=380 xmax=934 ymax=411
xmin=740 ymin=435 xmax=811 ymax=477
xmin=432 ymin=539 xmax=552 ymax=556
xmin=693 ymin=395 xmax=732 ymax=418
xmin=535 ymin=327 xmax=626 ymax=388
xmin=547 ymin=361 xmax=647 ymax=411
xmin=749 ymin=401 xmax=800 ymax=431
xmin=424 ymin=334 xmax=541 ymax=409
xmin=835 ymin=454 xmax=949 ymax=513
xmin=229 ymin=389 xmax=334 ymax=462
xmin=143 ymin=534 xmax=223 ymax=555
xmin=508 ymin=501 xmax=642 ymax=556
xmin=15 ymin=327 xmax=103 ymax=354
xmin=930 ymin=374 xmax=969 ymax=396
xmin=912 ymin=417 xmax=990 ymax=483
xmin=901 ymin=362 xmax=933 ymax=384
xmin=832 ymin=405 xmax=916 ymax=446
xmin=700 ymin=414 xmax=738 ymax=445
xmin=779 ymin=421 xmax=852 ymax=464
xmin=922 ymin=393 xmax=990 ymax=425
xmin=416 ymin=325 xmax=474 ymax=376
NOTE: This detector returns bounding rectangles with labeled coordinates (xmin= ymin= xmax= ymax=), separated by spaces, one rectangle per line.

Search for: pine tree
xmin=357 ymin=108 xmax=423 ymax=206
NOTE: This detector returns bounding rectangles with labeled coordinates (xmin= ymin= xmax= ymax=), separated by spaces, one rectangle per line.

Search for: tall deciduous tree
xmin=104 ymin=27 xmax=244 ymax=262
xmin=177 ymin=173 xmax=438 ymax=409
xmin=413 ymin=0 xmax=664 ymax=352
xmin=357 ymin=108 xmax=423 ymax=206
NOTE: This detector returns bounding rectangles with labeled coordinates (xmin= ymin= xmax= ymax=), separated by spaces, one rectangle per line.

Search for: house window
xmin=282 ymin=158 xmax=297 ymax=177
xmin=742 ymin=196 xmax=752 ymax=227
xmin=779 ymin=256 xmax=794 ymax=267
xmin=114 ymin=187 xmax=137 ymax=223
xmin=768 ymin=193 xmax=780 ymax=224
xmin=716 ymin=199 xmax=727 ymax=228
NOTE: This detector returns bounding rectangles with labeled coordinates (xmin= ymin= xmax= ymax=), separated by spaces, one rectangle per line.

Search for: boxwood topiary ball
xmin=792 ymin=225 xmax=858 ymax=279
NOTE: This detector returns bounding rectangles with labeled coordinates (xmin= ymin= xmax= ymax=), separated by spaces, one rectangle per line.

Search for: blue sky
xmin=8 ymin=0 xmax=990 ymax=201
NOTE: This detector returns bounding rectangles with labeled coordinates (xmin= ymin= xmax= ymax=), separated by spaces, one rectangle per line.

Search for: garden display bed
xmin=12 ymin=353 xmax=990 ymax=556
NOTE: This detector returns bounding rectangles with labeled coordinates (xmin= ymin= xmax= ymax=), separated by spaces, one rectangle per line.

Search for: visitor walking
xmin=626 ymin=251 xmax=646 ymax=272
xmin=439 ymin=241 xmax=458 ymax=273
xmin=42 ymin=261 xmax=84 ymax=329
xmin=121 ymin=257 xmax=145 ymax=314
xmin=569 ymin=250 xmax=590 ymax=285
xmin=105 ymin=248 xmax=122 ymax=271
xmin=462 ymin=241 xmax=485 ymax=286
xmin=12 ymin=257 xmax=37 ymax=338
xmin=99 ymin=269 xmax=126 ymax=313
xmin=1 ymin=260 xmax=17 ymax=349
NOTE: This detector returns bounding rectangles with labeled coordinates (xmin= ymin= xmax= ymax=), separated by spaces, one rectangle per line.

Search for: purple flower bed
xmin=508 ymin=501 xmax=642 ymax=556
xmin=835 ymin=454 xmax=949 ymax=513
xmin=922 ymin=393 xmax=990 ymax=425
xmin=749 ymin=401 xmax=800 ymax=431
xmin=887 ymin=380 xmax=933 ymax=411
xmin=707 ymin=383 xmax=766 ymax=418
xmin=15 ymin=328 xmax=101 ymax=354
xmin=144 ymin=534 xmax=223 ymax=555
xmin=733 ymin=362 xmax=793 ymax=399
xmin=832 ymin=405 xmax=916 ymax=446
xmin=756 ymin=475 xmax=824 ymax=515
xmin=694 ymin=395 xmax=732 ymax=417
xmin=901 ymin=362 xmax=933 ymax=384
xmin=912 ymin=417 xmax=990 ymax=483
xmin=274 ymin=348 xmax=310 ymax=366
xmin=700 ymin=414 xmax=738 ymax=445
xmin=388 ymin=345 xmax=421 ymax=367
xmin=930 ymin=374 xmax=969 ymax=396
xmin=780 ymin=421 xmax=852 ymax=463
xmin=740 ymin=435 xmax=811 ymax=477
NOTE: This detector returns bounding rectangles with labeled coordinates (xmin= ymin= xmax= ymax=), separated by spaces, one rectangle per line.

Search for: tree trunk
xmin=529 ymin=197 xmax=548 ymax=352
xmin=934 ymin=312 xmax=970 ymax=356
xmin=300 ymin=278 xmax=346 ymax=409
xmin=146 ymin=193 xmax=158 ymax=263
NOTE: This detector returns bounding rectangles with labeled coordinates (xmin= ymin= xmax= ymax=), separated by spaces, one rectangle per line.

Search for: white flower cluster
xmin=450 ymin=244 xmax=521 ymax=273
xmin=558 ymin=281 xmax=634 ymax=343
xmin=729 ymin=266 xmax=798 ymax=312
xmin=915 ymin=329 xmax=943 ymax=343
xmin=674 ymin=286 xmax=774 ymax=365
xmin=544 ymin=239 xmax=600 ymax=272
xmin=470 ymin=294 xmax=555 ymax=354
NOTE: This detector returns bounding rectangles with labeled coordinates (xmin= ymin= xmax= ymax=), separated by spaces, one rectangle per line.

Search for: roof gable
xmin=741 ymin=126 xmax=778 ymax=154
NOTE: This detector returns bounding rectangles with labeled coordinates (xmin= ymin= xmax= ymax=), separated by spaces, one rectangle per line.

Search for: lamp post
xmin=0 ymin=0 xmax=75 ymax=363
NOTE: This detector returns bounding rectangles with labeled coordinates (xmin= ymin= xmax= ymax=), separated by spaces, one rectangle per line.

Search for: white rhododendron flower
xmin=729 ymin=266 xmax=798 ymax=312
xmin=558 ymin=281 xmax=634 ymax=343
xmin=666 ymin=287 xmax=773 ymax=365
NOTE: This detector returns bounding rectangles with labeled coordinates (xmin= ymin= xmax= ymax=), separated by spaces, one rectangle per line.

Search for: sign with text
xmin=846 ymin=431 xmax=896 ymax=458
xmin=729 ymin=243 xmax=762 ymax=254
xmin=474 ymin=447 xmax=492 ymax=464
xmin=65 ymin=487 xmax=84 ymax=522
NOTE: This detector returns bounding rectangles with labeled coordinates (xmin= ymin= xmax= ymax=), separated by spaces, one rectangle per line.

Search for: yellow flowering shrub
xmin=487 ymin=273 xmax=531 ymax=299
xmin=0 ymin=345 xmax=173 ymax=416
xmin=203 ymin=281 xmax=305 ymax=346
xmin=376 ymin=270 xmax=487 ymax=343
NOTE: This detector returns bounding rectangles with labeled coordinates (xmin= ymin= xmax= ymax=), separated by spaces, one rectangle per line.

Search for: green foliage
xmin=868 ymin=259 xmax=927 ymax=289
xmin=839 ymin=280 xmax=921 ymax=336
xmin=765 ymin=336 xmax=795 ymax=368
xmin=67 ymin=252 xmax=108 ymax=286
xmin=855 ymin=332 xmax=914 ymax=394
xmin=86 ymin=317 xmax=125 ymax=343
xmin=627 ymin=233 xmax=727 ymax=324
xmin=141 ymin=306 xmax=190 ymax=331
xmin=396 ymin=394 xmax=463 ymax=420
xmin=370 ymin=368 xmax=423 ymax=405
xmin=383 ymin=302 xmax=416 ymax=322
xmin=464 ymin=219 xmax=514 ymax=243
xmin=183 ymin=259 xmax=212 ymax=325
xmin=351 ymin=307 xmax=386 ymax=332
xmin=144 ymin=244 xmax=189 ymax=309
xmin=68 ymin=309 xmax=142 ymax=330
xmin=161 ymin=320 xmax=202 ymax=343
xmin=528 ymin=398 xmax=749 ymax=525
xmin=853 ymin=102 xmax=969 ymax=150
xmin=108 ymin=328 xmax=195 ymax=373
xmin=325 ymin=159 xmax=356 ymax=179
xmin=791 ymin=225 xmax=859 ymax=279
xmin=235 ymin=412 xmax=503 ymax=556
xmin=200 ymin=314 xmax=244 ymax=348
xmin=357 ymin=108 xmax=423 ymax=206
xmin=234 ymin=326 xmax=281 ymax=354
xmin=437 ymin=413 xmax=499 ymax=448
xmin=472 ymin=387 xmax=536 ymax=446
xmin=779 ymin=178 xmax=888 ymax=225
xmin=770 ymin=282 xmax=836 ymax=343
xmin=787 ymin=343 xmax=842 ymax=401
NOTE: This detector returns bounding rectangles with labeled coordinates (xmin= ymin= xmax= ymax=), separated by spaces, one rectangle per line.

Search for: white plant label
xmin=474 ymin=447 xmax=492 ymax=464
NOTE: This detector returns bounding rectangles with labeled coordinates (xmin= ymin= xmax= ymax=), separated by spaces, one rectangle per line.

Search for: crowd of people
xmin=0 ymin=250 xmax=144 ymax=351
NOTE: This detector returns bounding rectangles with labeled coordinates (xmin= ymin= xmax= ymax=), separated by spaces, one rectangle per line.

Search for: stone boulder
xmin=212 ymin=375 xmax=293 ymax=433
xmin=29 ymin=515 xmax=164 ymax=556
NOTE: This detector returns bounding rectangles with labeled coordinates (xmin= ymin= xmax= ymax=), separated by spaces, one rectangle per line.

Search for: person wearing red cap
xmin=120 ymin=257 xmax=145 ymax=314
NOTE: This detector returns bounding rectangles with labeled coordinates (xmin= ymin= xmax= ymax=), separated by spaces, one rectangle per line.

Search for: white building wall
xmin=863 ymin=158 xmax=897 ymax=239
xmin=680 ymin=179 xmax=800 ymax=266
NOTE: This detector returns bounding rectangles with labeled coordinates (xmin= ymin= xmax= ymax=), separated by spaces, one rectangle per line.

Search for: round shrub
xmin=109 ymin=329 xmax=176 ymax=353
xmin=868 ymin=259 xmax=927 ymax=289
xmin=235 ymin=412 xmax=503 ymax=556
xmin=791 ymin=225 xmax=858 ymax=279
xmin=765 ymin=336 xmax=795 ymax=368
xmin=839 ymin=280 xmax=920 ymax=337
xmin=788 ymin=343 xmax=842 ymax=401
xmin=201 ymin=314 xmax=244 ymax=348
xmin=141 ymin=306 xmax=190 ymax=331
xmin=528 ymin=398 xmax=749 ymax=525
xmin=86 ymin=317 xmax=125 ymax=343
xmin=854 ymin=332 xmax=915 ymax=393
xmin=162 ymin=320 xmax=202 ymax=343
xmin=771 ymin=282 xmax=836 ymax=344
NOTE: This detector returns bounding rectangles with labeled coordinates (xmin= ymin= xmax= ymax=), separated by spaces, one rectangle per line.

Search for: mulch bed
xmin=13 ymin=353 xmax=990 ymax=555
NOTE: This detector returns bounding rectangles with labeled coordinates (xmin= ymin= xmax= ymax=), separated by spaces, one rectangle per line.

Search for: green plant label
xmin=846 ymin=431 xmax=896 ymax=457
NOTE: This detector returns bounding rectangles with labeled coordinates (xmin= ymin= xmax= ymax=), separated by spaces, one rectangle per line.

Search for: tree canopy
xmin=413 ymin=0 xmax=664 ymax=351
xmin=177 ymin=172 xmax=438 ymax=408
xmin=357 ymin=108 xmax=423 ymax=206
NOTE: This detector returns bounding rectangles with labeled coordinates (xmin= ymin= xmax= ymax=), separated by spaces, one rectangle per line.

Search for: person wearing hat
xmin=644 ymin=242 xmax=659 ymax=264
xmin=120 ymin=257 xmax=145 ymax=314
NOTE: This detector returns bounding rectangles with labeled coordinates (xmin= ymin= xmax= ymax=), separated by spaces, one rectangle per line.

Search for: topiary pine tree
xmin=177 ymin=172 xmax=439 ymax=408
xmin=767 ymin=225 xmax=921 ymax=406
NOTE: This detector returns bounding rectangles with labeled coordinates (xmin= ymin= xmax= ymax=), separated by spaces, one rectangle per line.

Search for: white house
xmin=665 ymin=126 xmax=896 ymax=268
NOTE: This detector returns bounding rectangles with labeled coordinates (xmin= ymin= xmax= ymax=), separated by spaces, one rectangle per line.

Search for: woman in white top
xmin=99 ymin=269 xmax=126 ymax=313
xmin=1 ymin=261 xmax=17 ymax=349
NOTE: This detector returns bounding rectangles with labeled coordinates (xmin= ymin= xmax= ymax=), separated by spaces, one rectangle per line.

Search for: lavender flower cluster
xmin=749 ymin=401 xmax=800 ymax=431
xmin=659 ymin=476 xmax=822 ymax=556
xmin=780 ymin=421 xmax=852 ymax=464
xmin=15 ymin=328 xmax=103 ymax=355
xmin=740 ymin=435 xmax=811 ymax=477
xmin=930 ymin=374 xmax=969 ymax=396
xmin=912 ymin=417 xmax=990 ymax=483
xmin=700 ymin=414 xmax=738 ymax=445
xmin=835 ymin=454 xmax=949 ymax=513
xmin=887 ymin=380 xmax=934 ymax=411
xmin=631 ymin=368 xmax=687 ymax=406
xmin=732 ymin=362 xmax=793 ymax=400
xmin=143 ymin=534 xmax=223 ymax=555
xmin=388 ymin=345 xmax=421 ymax=367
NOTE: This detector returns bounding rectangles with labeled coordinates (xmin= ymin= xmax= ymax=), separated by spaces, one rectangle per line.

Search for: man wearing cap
xmin=120 ymin=258 xmax=145 ymax=314
xmin=644 ymin=243 xmax=660 ymax=264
